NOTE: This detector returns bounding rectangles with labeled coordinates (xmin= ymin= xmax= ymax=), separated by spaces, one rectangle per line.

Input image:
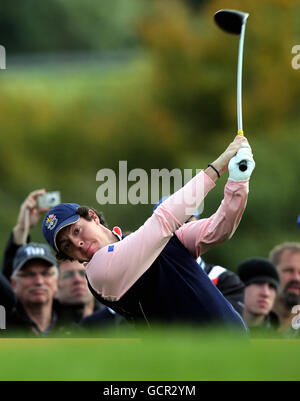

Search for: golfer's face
xmin=57 ymin=217 xmax=103 ymax=262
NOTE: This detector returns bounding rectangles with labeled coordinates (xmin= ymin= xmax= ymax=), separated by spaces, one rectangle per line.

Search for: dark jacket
xmin=0 ymin=279 xmax=97 ymax=337
xmin=248 ymin=311 xmax=280 ymax=338
xmin=0 ymin=278 xmax=58 ymax=337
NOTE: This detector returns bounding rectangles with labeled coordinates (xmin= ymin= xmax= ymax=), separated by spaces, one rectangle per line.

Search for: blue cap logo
xmin=45 ymin=214 xmax=58 ymax=231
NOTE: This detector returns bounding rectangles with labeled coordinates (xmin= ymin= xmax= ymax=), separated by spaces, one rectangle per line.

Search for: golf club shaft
xmin=237 ymin=21 xmax=248 ymax=171
xmin=237 ymin=22 xmax=247 ymax=136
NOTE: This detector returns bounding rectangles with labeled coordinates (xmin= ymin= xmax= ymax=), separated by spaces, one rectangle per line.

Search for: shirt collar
xmin=112 ymin=226 xmax=123 ymax=241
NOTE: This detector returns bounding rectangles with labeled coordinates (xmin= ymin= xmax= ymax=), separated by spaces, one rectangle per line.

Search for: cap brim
xmin=14 ymin=256 xmax=56 ymax=274
xmin=54 ymin=215 xmax=80 ymax=252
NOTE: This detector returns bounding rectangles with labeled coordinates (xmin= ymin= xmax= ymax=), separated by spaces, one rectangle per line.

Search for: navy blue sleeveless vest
xmin=87 ymin=235 xmax=246 ymax=330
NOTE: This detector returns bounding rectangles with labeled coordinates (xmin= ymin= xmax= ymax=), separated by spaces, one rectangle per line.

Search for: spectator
xmin=43 ymin=136 xmax=255 ymax=330
xmin=6 ymin=243 xmax=58 ymax=335
xmin=237 ymin=258 xmax=280 ymax=334
xmin=54 ymin=260 xmax=109 ymax=334
xmin=54 ymin=259 xmax=96 ymax=324
xmin=269 ymin=242 xmax=300 ymax=336
xmin=54 ymin=259 xmax=127 ymax=333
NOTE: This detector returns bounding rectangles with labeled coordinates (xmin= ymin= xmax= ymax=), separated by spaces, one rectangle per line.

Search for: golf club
xmin=214 ymin=9 xmax=249 ymax=171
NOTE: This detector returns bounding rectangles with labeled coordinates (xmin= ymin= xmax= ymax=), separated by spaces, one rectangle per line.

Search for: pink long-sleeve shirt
xmin=86 ymin=171 xmax=249 ymax=301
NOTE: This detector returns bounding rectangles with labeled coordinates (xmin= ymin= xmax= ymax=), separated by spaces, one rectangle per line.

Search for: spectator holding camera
xmin=2 ymin=189 xmax=49 ymax=279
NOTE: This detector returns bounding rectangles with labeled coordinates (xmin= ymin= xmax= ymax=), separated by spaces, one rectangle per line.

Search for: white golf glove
xmin=228 ymin=143 xmax=255 ymax=181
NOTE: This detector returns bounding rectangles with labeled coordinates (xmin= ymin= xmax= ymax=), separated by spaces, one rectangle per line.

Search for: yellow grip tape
xmin=237 ymin=129 xmax=244 ymax=136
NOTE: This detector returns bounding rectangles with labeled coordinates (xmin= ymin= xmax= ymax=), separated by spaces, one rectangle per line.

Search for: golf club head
xmin=214 ymin=9 xmax=249 ymax=35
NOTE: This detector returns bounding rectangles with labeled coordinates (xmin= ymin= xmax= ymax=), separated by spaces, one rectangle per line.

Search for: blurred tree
xmin=139 ymin=0 xmax=300 ymax=147
xmin=0 ymin=0 xmax=144 ymax=53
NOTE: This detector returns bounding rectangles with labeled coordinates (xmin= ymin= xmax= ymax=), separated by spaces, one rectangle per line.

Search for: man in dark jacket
xmin=2 ymin=242 xmax=58 ymax=336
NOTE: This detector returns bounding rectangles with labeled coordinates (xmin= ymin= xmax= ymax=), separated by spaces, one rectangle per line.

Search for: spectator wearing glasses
xmin=55 ymin=260 xmax=130 ymax=333
xmin=54 ymin=260 xmax=96 ymax=327
xmin=5 ymin=243 xmax=58 ymax=335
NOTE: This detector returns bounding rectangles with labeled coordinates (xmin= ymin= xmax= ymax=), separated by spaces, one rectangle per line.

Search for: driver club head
xmin=214 ymin=9 xmax=249 ymax=35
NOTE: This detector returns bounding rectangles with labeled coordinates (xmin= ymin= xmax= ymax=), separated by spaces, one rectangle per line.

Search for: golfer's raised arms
xmin=176 ymin=179 xmax=248 ymax=259
xmin=86 ymin=171 xmax=249 ymax=301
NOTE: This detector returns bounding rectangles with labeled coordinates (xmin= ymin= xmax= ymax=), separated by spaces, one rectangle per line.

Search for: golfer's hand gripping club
xmin=237 ymin=130 xmax=248 ymax=171
xmin=228 ymin=143 xmax=255 ymax=181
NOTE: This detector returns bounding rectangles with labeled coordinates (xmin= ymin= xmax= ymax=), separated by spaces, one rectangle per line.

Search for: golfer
xmin=43 ymin=135 xmax=255 ymax=329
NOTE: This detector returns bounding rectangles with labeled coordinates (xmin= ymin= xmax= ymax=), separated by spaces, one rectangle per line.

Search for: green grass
xmin=0 ymin=328 xmax=299 ymax=381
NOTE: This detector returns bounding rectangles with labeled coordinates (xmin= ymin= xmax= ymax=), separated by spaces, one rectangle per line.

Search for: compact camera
xmin=37 ymin=191 xmax=61 ymax=209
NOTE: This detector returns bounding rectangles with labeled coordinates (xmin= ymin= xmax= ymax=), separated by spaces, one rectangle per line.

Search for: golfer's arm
xmin=176 ymin=179 xmax=249 ymax=258
xmin=86 ymin=171 xmax=216 ymax=301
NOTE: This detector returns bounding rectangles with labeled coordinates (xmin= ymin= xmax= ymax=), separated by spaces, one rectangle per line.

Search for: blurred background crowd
xmin=0 ymin=0 xmax=300 ymax=337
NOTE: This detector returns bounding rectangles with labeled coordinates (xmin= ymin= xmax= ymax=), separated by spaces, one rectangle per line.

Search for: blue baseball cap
xmin=42 ymin=203 xmax=80 ymax=252
xmin=153 ymin=196 xmax=200 ymax=219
